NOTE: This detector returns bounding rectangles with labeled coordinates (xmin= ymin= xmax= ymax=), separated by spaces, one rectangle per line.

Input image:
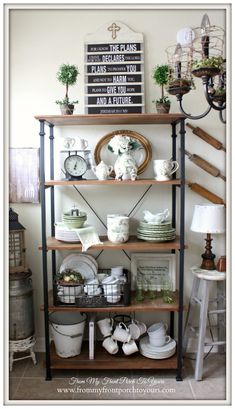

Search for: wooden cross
xmin=108 ymin=22 xmax=121 ymax=39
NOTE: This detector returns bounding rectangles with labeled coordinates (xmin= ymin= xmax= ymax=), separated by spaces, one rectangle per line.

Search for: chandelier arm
xmin=202 ymin=77 xmax=226 ymax=112
xmin=176 ymin=94 xmax=212 ymax=120
xmin=219 ymin=109 xmax=226 ymax=124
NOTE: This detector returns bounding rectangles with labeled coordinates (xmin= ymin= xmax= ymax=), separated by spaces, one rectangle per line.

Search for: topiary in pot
xmin=152 ymin=64 xmax=171 ymax=113
xmin=55 ymin=64 xmax=79 ymax=115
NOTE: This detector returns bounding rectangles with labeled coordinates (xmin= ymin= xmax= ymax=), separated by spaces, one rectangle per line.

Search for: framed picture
xmin=131 ymin=253 xmax=176 ymax=291
xmin=9 ymin=148 xmax=40 ymax=203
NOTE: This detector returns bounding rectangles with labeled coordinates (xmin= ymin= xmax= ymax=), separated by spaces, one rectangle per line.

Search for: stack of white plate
xmin=137 ymin=220 xmax=176 ymax=242
xmin=55 ymin=223 xmax=80 ymax=242
xmin=57 ymin=254 xmax=98 ymax=304
xmin=59 ymin=253 xmax=98 ymax=279
xmin=139 ymin=336 xmax=176 ymax=359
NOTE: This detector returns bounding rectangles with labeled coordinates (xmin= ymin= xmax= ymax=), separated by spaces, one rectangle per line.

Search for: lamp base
xmin=200 ymin=254 xmax=216 ymax=270
xmin=200 ymin=233 xmax=216 ymax=270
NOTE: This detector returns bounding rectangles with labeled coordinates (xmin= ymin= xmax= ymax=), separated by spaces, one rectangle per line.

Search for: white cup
xmin=149 ymin=334 xmax=171 ymax=347
xmin=76 ymin=137 xmax=88 ymax=150
xmin=102 ymin=336 xmax=119 ymax=354
xmin=153 ymin=159 xmax=179 ymax=181
xmin=97 ymin=317 xmax=114 ymax=337
xmin=147 ymin=322 xmax=168 ymax=336
xmin=112 ymin=323 xmax=132 ymax=343
xmin=102 ymin=276 xmax=120 ymax=295
xmin=128 ymin=319 xmax=147 ymax=340
xmin=63 ymin=137 xmax=76 ymax=149
xmin=111 ymin=266 xmax=123 ymax=278
xmin=106 ymin=294 xmax=121 ymax=303
xmin=122 ymin=339 xmax=139 ymax=355
xmin=84 ymin=278 xmax=100 ymax=296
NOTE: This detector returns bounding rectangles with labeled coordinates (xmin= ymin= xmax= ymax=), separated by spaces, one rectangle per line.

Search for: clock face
xmin=64 ymin=155 xmax=87 ymax=178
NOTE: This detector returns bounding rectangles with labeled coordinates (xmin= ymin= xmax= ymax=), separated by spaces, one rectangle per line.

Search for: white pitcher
xmin=76 ymin=137 xmax=88 ymax=150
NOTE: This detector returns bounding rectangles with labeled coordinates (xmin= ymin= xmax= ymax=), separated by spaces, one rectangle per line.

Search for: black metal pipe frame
xmin=171 ymin=122 xmax=177 ymax=229
xmin=176 ymin=118 xmax=186 ymax=382
xmin=49 ymin=124 xmax=57 ymax=305
xmin=170 ymin=122 xmax=177 ymax=340
xmin=39 ymin=120 xmax=52 ymax=381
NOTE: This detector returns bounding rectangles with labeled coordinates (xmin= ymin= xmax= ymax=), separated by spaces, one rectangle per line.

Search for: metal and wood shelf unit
xmin=35 ymin=113 xmax=186 ymax=381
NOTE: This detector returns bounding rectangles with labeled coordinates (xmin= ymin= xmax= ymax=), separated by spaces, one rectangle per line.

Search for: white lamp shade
xmin=191 ymin=204 xmax=225 ymax=234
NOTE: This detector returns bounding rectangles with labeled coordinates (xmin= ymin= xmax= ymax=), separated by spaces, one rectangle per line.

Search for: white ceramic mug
xmin=128 ymin=319 xmax=147 ymax=340
xmin=112 ymin=323 xmax=132 ymax=343
xmin=63 ymin=137 xmax=76 ymax=149
xmin=84 ymin=278 xmax=100 ymax=296
xmin=102 ymin=336 xmax=119 ymax=354
xmin=122 ymin=339 xmax=139 ymax=355
xmin=106 ymin=293 xmax=121 ymax=304
xmin=147 ymin=322 xmax=168 ymax=336
xmin=97 ymin=317 xmax=114 ymax=337
xmin=111 ymin=266 xmax=123 ymax=278
xmin=76 ymin=137 xmax=88 ymax=150
xmin=102 ymin=276 xmax=120 ymax=295
xmin=149 ymin=334 xmax=171 ymax=347
xmin=153 ymin=159 xmax=179 ymax=181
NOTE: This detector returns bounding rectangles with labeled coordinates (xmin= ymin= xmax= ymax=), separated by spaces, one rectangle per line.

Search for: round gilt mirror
xmin=94 ymin=130 xmax=152 ymax=178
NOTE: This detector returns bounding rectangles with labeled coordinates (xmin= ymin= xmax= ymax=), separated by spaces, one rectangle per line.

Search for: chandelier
xmin=165 ymin=14 xmax=226 ymax=123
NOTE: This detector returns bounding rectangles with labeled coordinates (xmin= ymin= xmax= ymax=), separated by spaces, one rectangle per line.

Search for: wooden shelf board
xmin=35 ymin=113 xmax=186 ymax=126
xmin=49 ymin=341 xmax=177 ymax=370
xmin=41 ymin=290 xmax=183 ymax=312
xmin=45 ymin=179 xmax=181 ymax=186
xmin=39 ymin=235 xmax=188 ymax=251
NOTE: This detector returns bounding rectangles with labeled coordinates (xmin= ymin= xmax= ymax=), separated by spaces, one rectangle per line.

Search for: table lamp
xmin=191 ymin=204 xmax=225 ymax=270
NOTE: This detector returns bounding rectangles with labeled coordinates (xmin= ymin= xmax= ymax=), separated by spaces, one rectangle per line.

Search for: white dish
xmin=59 ymin=254 xmax=97 ymax=281
xmin=139 ymin=347 xmax=176 ymax=360
xmin=55 ymin=225 xmax=81 ymax=242
xmin=60 ymin=253 xmax=98 ymax=272
xmin=139 ymin=336 xmax=176 ymax=354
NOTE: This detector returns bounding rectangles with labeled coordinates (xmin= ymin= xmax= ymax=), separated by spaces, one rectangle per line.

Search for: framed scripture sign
xmin=131 ymin=253 xmax=176 ymax=291
xmin=84 ymin=21 xmax=145 ymax=114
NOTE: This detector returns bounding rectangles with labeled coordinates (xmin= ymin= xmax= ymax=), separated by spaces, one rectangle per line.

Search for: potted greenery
xmin=55 ymin=64 xmax=79 ymax=115
xmin=209 ymin=86 xmax=226 ymax=103
xmin=56 ymin=268 xmax=84 ymax=303
xmin=191 ymin=56 xmax=223 ymax=78
xmin=152 ymin=64 xmax=171 ymax=114
xmin=167 ymin=77 xmax=193 ymax=96
xmin=57 ymin=268 xmax=84 ymax=285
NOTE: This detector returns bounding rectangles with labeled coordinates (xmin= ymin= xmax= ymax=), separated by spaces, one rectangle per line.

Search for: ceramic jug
xmin=92 ymin=161 xmax=113 ymax=180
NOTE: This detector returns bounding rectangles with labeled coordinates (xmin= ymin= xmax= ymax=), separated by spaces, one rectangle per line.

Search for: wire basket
xmin=55 ymin=269 xmax=131 ymax=307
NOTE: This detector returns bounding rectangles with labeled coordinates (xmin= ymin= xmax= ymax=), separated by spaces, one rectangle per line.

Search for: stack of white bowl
xmin=107 ymin=214 xmax=129 ymax=244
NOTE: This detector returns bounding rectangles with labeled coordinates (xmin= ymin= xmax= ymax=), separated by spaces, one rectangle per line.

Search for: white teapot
xmin=92 ymin=161 xmax=113 ymax=180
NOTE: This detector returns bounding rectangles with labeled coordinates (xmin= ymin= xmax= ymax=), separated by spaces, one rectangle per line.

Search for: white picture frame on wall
xmin=131 ymin=253 xmax=176 ymax=291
